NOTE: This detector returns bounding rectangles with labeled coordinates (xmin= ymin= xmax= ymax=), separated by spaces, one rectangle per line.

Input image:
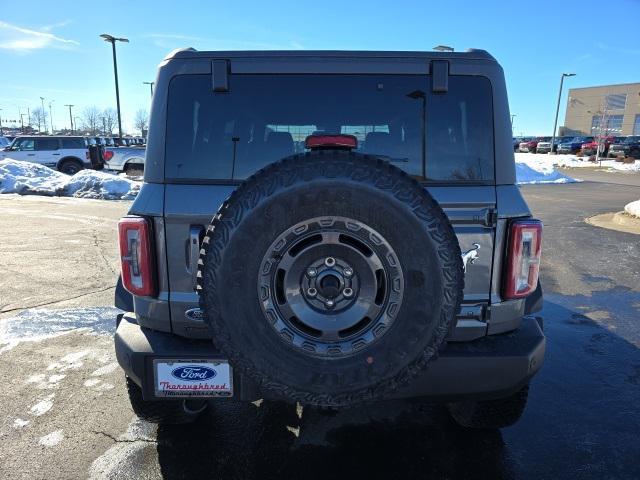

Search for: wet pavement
xmin=1 ymin=179 xmax=639 ymax=479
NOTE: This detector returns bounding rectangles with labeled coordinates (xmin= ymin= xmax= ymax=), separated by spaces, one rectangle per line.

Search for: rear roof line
xmin=163 ymin=48 xmax=496 ymax=62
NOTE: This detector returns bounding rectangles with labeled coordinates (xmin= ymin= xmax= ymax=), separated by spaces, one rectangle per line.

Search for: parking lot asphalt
xmin=0 ymin=176 xmax=639 ymax=480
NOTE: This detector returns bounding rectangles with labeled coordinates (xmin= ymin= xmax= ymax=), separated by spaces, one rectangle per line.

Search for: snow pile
xmin=0 ymin=159 xmax=68 ymax=195
xmin=556 ymin=155 xmax=640 ymax=172
xmin=0 ymin=159 xmax=139 ymax=200
xmin=65 ymin=170 xmax=140 ymax=200
xmin=516 ymin=152 xmax=640 ymax=172
xmin=515 ymin=154 xmax=578 ymax=185
xmin=625 ymin=200 xmax=640 ymax=219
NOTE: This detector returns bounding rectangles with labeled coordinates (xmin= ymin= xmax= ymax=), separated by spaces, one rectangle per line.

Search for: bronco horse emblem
xmin=461 ymin=243 xmax=481 ymax=272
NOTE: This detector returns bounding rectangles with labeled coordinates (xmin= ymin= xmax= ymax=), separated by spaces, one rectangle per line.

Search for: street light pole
xmin=0 ymin=108 xmax=3 ymax=136
xmin=143 ymin=81 xmax=154 ymax=97
xmin=511 ymin=114 xmax=517 ymax=134
xmin=49 ymin=100 xmax=55 ymax=134
xmin=20 ymin=113 xmax=26 ymax=133
xmin=40 ymin=96 xmax=46 ymax=133
xmin=100 ymin=34 xmax=129 ymax=140
xmin=64 ymin=105 xmax=74 ymax=133
xmin=550 ymin=73 xmax=576 ymax=154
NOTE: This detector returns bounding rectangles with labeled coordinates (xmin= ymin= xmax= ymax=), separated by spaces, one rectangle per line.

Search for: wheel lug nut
xmin=307 ymin=268 xmax=317 ymax=277
xmin=307 ymin=287 xmax=317 ymax=297
xmin=325 ymin=299 xmax=335 ymax=308
xmin=324 ymin=257 xmax=336 ymax=267
xmin=343 ymin=287 xmax=354 ymax=298
xmin=343 ymin=268 xmax=353 ymax=277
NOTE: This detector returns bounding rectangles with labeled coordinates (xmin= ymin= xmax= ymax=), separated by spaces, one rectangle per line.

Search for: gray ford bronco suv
xmin=114 ymin=49 xmax=545 ymax=429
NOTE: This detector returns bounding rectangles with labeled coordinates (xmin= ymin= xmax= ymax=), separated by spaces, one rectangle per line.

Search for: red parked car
xmin=581 ymin=136 xmax=617 ymax=156
xmin=519 ymin=136 xmax=551 ymax=153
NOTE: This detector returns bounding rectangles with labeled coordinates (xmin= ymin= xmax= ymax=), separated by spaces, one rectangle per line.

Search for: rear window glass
xmin=61 ymin=137 xmax=86 ymax=149
xmin=165 ymin=74 xmax=494 ymax=182
xmin=35 ymin=138 xmax=59 ymax=151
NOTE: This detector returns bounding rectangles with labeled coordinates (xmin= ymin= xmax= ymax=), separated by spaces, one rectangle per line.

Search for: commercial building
xmin=560 ymin=82 xmax=640 ymax=136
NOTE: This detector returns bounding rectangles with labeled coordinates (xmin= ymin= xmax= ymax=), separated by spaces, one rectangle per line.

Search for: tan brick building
xmin=560 ymin=82 xmax=640 ymax=136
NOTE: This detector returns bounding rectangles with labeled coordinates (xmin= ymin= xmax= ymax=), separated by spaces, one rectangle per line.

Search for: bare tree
xmin=102 ymin=108 xmax=117 ymax=135
xmin=134 ymin=109 xmax=149 ymax=135
xmin=30 ymin=107 xmax=48 ymax=133
xmin=81 ymin=106 xmax=101 ymax=135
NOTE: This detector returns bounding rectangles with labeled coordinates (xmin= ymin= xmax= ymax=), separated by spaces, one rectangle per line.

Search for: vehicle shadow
xmin=156 ymin=399 xmax=514 ymax=480
xmin=154 ymin=297 xmax=640 ymax=480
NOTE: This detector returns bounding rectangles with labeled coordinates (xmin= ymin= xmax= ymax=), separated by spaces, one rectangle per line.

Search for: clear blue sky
xmin=1 ymin=0 xmax=639 ymax=135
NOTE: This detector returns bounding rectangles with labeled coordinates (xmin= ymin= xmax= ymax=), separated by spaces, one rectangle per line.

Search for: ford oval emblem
xmin=171 ymin=365 xmax=217 ymax=382
xmin=185 ymin=308 xmax=205 ymax=322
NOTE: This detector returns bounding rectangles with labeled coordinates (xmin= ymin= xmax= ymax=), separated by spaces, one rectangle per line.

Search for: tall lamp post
xmin=39 ymin=96 xmax=46 ymax=133
xmin=143 ymin=81 xmax=154 ymax=97
xmin=550 ymin=73 xmax=576 ymax=154
xmin=64 ymin=104 xmax=74 ymax=133
xmin=49 ymin=100 xmax=55 ymax=134
xmin=20 ymin=113 xmax=26 ymax=133
xmin=100 ymin=34 xmax=129 ymax=139
xmin=0 ymin=108 xmax=3 ymax=136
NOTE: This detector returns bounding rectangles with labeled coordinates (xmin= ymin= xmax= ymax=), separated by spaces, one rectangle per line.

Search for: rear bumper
xmin=115 ymin=314 xmax=545 ymax=403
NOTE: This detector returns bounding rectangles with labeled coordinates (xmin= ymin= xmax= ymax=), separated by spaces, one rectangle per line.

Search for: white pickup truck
xmin=104 ymin=146 xmax=145 ymax=174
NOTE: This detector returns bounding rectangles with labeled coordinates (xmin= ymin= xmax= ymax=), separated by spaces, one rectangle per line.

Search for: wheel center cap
xmin=318 ymin=273 xmax=342 ymax=298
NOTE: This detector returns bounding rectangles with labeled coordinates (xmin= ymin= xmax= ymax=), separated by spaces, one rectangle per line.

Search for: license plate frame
xmin=153 ymin=359 xmax=233 ymax=398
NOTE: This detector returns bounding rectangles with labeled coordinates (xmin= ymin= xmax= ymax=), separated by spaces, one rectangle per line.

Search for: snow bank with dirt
xmin=625 ymin=200 xmax=640 ymax=218
xmin=515 ymin=154 xmax=578 ymax=184
xmin=516 ymin=153 xmax=640 ymax=172
xmin=0 ymin=159 xmax=140 ymax=200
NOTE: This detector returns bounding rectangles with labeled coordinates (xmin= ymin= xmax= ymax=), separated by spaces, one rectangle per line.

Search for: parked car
xmin=580 ymin=136 xmax=617 ymax=156
xmin=104 ymin=145 xmax=145 ymax=173
xmin=0 ymin=135 xmax=98 ymax=174
xmin=0 ymin=136 xmax=11 ymax=149
xmin=557 ymin=136 xmax=594 ymax=154
xmin=513 ymin=136 xmax=530 ymax=151
xmin=535 ymin=136 xmax=569 ymax=154
xmin=114 ymin=48 xmax=545 ymax=430
xmin=519 ymin=136 xmax=550 ymax=153
xmin=608 ymin=136 xmax=640 ymax=159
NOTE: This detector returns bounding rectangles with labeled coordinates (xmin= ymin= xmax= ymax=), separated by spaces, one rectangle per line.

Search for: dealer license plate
xmin=154 ymin=359 xmax=233 ymax=398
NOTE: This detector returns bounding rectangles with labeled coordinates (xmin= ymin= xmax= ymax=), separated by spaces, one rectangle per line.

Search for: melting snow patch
xmin=25 ymin=373 xmax=66 ymax=389
xmin=48 ymin=349 xmax=91 ymax=371
xmin=84 ymin=378 xmax=101 ymax=387
xmin=0 ymin=307 xmax=120 ymax=354
xmin=13 ymin=418 xmax=29 ymax=429
xmin=30 ymin=393 xmax=55 ymax=416
xmin=625 ymin=200 xmax=640 ymax=218
xmin=39 ymin=430 xmax=64 ymax=447
xmin=89 ymin=417 xmax=157 ymax=480
xmin=0 ymin=159 xmax=140 ymax=199
xmin=90 ymin=362 xmax=119 ymax=377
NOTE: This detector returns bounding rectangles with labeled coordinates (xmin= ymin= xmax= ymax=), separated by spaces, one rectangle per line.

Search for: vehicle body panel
xmin=105 ymin=146 xmax=146 ymax=171
xmin=0 ymin=136 xmax=91 ymax=170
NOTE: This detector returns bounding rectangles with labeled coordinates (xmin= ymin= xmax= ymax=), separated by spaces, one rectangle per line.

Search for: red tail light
xmin=104 ymin=150 xmax=114 ymax=161
xmin=503 ymin=219 xmax=542 ymax=299
xmin=305 ymin=134 xmax=357 ymax=150
xmin=118 ymin=216 xmax=157 ymax=297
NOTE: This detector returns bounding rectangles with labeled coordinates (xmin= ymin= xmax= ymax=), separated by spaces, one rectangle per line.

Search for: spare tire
xmin=198 ymin=151 xmax=464 ymax=406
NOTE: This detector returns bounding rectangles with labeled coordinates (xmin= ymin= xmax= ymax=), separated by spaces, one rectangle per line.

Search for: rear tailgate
xmin=164 ymin=184 xmax=495 ymax=339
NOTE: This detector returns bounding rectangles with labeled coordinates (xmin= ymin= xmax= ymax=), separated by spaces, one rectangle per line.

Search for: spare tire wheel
xmin=197 ymin=151 xmax=464 ymax=406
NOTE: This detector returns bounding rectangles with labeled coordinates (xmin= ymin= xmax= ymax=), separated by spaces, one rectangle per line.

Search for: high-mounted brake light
xmin=305 ymin=134 xmax=357 ymax=150
xmin=104 ymin=150 xmax=114 ymax=161
xmin=503 ymin=219 xmax=542 ymax=299
xmin=118 ymin=216 xmax=157 ymax=297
